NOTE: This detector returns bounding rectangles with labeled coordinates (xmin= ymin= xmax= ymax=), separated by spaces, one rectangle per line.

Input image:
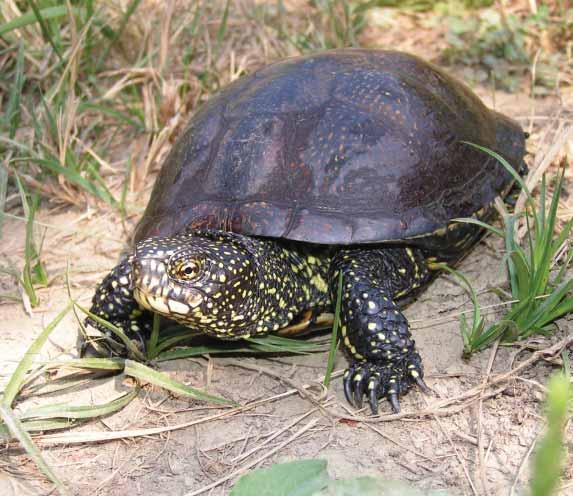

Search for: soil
xmin=1 ymin=6 xmax=572 ymax=495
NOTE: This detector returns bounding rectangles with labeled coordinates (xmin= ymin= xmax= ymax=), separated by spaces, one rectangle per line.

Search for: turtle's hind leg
xmin=84 ymin=257 xmax=152 ymax=355
xmin=330 ymin=247 xmax=432 ymax=414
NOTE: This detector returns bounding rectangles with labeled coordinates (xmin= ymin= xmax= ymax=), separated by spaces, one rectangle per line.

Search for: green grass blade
xmin=245 ymin=335 xmax=329 ymax=355
xmin=509 ymin=250 xmax=531 ymax=303
xmin=145 ymin=313 xmax=161 ymax=359
xmin=538 ymin=174 xmax=546 ymax=238
xmin=20 ymin=388 xmax=138 ymax=420
xmin=461 ymin=141 xmax=533 ymax=203
xmin=433 ymin=263 xmax=485 ymax=355
xmin=1 ymin=303 xmax=72 ymax=407
xmin=0 ymin=418 xmax=81 ymax=440
xmin=24 ymin=371 xmax=116 ymax=398
xmin=14 ymin=176 xmax=40 ymax=306
xmin=529 ymin=279 xmax=573 ymax=329
xmin=155 ymin=346 xmax=256 ymax=362
xmin=78 ymin=102 xmax=145 ymax=130
xmin=124 ymin=360 xmax=234 ymax=405
xmin=27 ymin=0 xmax=64 ymax=62
xmin=0 ymin=404 xmax=67 ymax=494
xmin=0 ymin=5 xmax=81 ymax=37
xmin=5 ymin=41 xmax=26 ymax=139
xmin=154 ymin=331 xmax=200 ymax=355
xmin=47 ymin=358 xmax=125 ymax=371
xmin=541 ymin=297 xmax=573 ymax=328
xmin=503 ymin=215 xmax=521 ymax=301
xmin=551 ymin=242 xmax=573 ymax=287
xmin=215 ymin=0 xmax=231 ymax=56
xmin=530 ymin=172 xmax=565 ymax=296
xmin=0 ymin=164 xmax=8 ymax=238
xmin=32 ymin=157 xmax=117 ymax=206
xmin=530 ymin=374 xmax=571 ymax=496
xmin=324 ymin=271 xmax=342 ymax=388
xmin=453 ymin=217 xmax=504 ymax=237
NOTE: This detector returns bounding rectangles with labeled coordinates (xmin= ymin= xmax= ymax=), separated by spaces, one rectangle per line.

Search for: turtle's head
xmin=131 ymin=230 xmax=262 ymax=335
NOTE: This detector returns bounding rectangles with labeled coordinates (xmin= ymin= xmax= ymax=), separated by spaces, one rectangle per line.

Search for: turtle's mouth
xmin=131 ymin=256 xmax=203 ymax=319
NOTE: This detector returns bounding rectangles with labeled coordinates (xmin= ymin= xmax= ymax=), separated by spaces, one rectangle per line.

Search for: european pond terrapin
xmin=87 ymin=49 xmax=526 ymax=414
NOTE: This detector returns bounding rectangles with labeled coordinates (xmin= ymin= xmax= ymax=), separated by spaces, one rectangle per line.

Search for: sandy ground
xmin=1 ymin=58 xmax=572 ymax=496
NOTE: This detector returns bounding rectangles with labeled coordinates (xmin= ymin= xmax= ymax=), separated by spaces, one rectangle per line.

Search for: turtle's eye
xmin=173 ymin=260 xmax=202 ymax=281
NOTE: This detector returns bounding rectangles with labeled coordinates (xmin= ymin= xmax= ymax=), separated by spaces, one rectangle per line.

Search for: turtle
xmin=87 ymin=49 xmax=526 ymax=414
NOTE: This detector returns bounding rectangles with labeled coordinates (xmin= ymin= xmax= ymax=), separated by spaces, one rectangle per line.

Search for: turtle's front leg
xmin=330 ymin=247 xmax=432 ymax=414
xmin=84 ymin=257 xmax=153 ymax=355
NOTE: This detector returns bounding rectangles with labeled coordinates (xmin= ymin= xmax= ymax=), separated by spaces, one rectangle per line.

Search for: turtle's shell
xmin=134 ymin=49 xmax=525 ymax=245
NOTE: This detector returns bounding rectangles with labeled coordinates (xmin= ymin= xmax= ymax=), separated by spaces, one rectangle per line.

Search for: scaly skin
xmin=330 ymin=247 xmax=433 ymax=414
xmin=87 ymin=229 xmax=436 ymax=413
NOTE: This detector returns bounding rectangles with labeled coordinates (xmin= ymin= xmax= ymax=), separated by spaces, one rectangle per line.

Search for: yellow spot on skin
xmin=367 ymin=322 xmax=376 ymax=331
xmin=310 ymin=275 xmax=328 ymax=292
xmin=168 ymin=300 xmax=190 ymax=315
xmin=148 ymin=295 xmax=169 ymax=314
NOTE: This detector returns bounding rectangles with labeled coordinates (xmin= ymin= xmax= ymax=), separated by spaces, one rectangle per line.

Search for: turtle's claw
xmin=389 ymin=392 xmax=400 ymax=413
xmin=343 ymin=371 xmax=354 ymax=406
xmin=353 ymin=376 xmax=365 ymax=409
xmin=342 ymin=351 xmax=425 ymax=414
xmin=414 ymin=375 xmax=432 ymax=395
xmin=368 ymin=380 xmax=379 ymax=415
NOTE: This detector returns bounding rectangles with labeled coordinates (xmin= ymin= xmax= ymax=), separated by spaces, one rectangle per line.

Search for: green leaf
xmin=33 ymin=157 xmax=117 ymax=206
xmin=124 ymin=360 xmax=234 ymax=405
xmin=155 ymin=345 xmax=254 ymax=362
xmin=452 ymin=217 xmax=504 ymax=237
xmin=26 ymin=0 xmax=64 ymax=61
xmin=324 ymin=271 xmax=343 ymax=387
xmin=47 ymin=357 xmax=125 ymax=371
xmin=530 ymin=374 xmax=572 ymax=496
xmin=20 ymin=388 xmax=138 ymax=420
xmin=145 ymin=313 xmax=161 ymax=359
xmin=509 ymin=250 xmax=531 ymax=302
xmin=4 ymin=41 xmax=26 ymax=139
xmin=78 ymin=102 xmax=145 ymax=130
xmin=230 ymin=459 xmax=330 ymax=496
xmin=460 ymin=141 xmax=533 ymax=203
xmin=0 ymin=418 xmax=81 ymax=440
xmin=0 ymin=6 xmax=83 ymax=37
